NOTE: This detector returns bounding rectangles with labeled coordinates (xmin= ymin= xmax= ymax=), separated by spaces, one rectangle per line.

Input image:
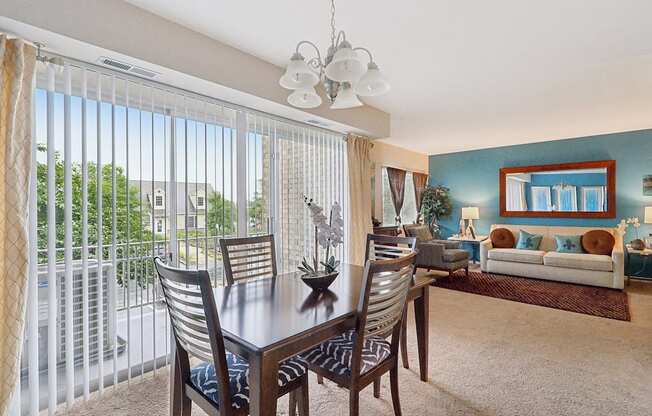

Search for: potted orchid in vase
xmin=298 ymin=196 xmax=344 ymax=291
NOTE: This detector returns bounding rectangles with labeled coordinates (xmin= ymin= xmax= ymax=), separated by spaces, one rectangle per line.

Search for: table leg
xmin=414 ymin=286 xmax=429 ymax=382
xmin=249 ymin=352 xmax=280 ymax=416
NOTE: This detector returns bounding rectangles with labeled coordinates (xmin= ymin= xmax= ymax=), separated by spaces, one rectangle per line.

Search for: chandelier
xmin=279 ymin=0 xmax=390 ymax=110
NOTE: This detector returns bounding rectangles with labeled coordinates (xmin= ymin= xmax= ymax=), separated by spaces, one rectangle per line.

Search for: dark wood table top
xmin=213 ymin=263 xmax=433 ymax=353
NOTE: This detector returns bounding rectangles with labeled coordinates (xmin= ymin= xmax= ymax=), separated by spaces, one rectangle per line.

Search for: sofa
xmin=480 ymin=224 xmax=624 ymax=289
xmin=403 ymin=224 xmax=470 ymax=276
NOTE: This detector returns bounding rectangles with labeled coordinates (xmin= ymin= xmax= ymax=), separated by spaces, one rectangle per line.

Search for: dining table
xmin=169 ymin=263 xmax=433 ymax=416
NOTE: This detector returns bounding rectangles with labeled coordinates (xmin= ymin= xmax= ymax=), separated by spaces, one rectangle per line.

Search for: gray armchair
xmin=403 ymin=224 xmax=469 ymax=276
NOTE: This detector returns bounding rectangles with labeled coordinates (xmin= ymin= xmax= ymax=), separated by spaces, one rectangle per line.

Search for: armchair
xmin=403 ymin=224 xmax=469 ymax=277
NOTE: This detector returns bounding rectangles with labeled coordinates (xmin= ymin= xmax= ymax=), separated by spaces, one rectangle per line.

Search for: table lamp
xmin=645 ymin=207 xmax=652 ymax=249
xmin=462 ymin=207 xmax=480 ymax=238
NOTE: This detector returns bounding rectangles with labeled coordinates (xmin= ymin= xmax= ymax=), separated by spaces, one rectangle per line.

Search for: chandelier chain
xmin=330 ymin=0 xmax=336 ymax=47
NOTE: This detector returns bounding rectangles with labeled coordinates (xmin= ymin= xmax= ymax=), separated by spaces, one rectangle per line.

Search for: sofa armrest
xmin=430 ymin=239 xmax=461 ymax=249
xmin=611 ymin=237 xmax=625 ymax=289
xmin=415 ymin=242 xmax=445 ymax=267
xmin=480 ymin=239 xmax=493 ymax=272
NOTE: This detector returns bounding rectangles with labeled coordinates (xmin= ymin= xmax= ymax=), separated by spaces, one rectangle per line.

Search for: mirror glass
xmin=505 ymin=167 xmax=608 ymax=212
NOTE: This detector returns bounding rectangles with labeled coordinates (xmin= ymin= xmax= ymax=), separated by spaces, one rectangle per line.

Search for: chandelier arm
xmin=334 ymin=30 xmax=347 ymax=47
xmin=295 ymin=40 xmax=324 ymax=69
xmin=353 ymin=47 xmax=374 ymax=64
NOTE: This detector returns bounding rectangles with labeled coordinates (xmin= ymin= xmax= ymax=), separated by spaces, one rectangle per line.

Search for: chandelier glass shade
xmin=280 ymin=0 xmax=389 ymax=109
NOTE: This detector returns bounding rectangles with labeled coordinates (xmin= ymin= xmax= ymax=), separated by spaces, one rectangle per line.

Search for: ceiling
xmin=124 ymin=0 xmax=652 ymax=155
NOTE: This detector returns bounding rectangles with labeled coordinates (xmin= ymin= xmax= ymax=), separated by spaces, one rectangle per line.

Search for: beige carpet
xmin=63 ymin=274 xmax=652 ymax=416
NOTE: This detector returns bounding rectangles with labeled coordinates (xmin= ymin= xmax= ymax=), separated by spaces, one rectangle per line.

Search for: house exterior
xmin=131 ymin=180 xmax=214 ymax=234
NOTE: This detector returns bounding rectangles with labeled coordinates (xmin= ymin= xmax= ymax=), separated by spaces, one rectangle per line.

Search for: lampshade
xmin=324 ymin=41 xmax=365 ymax=82
xmin=279 ymin=53 xmax=319 ymax=90
xmin=287 ymin=87 xmax=322 ymax=109
xmin=355 ymin=62 xmax=390 ymax=97
xmin=461 ymin=207 xmax=480 ymax=220
xmin=330 ymin=83 xmax=362 ymax=109
xmin=645 ymin=206 xmax=652 ymax=224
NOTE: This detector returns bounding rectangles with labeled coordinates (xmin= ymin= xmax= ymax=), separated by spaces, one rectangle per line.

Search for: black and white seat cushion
xmin=190 ymin=352 xmax=307 ymax=409
xmin=301 ymin=330 xmax=391 ymax=377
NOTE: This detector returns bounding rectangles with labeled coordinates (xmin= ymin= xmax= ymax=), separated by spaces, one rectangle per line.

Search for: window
xmin=531 ymin=186 xmax=552 ymax=211
xmin=582 ymin=186 xmax=606 ymax=212
xmin=381 ymin=168 xmax=418 ymax=224
xmin=554 ymin=186 xmax=578 ymax=212
xmin=23 ymin=54 xmax=346 ymax=415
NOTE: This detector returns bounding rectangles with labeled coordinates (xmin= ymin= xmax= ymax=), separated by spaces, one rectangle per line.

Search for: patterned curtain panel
xmin=386 ymin=167 xmax=407 ymax=223
xmin=0 ymin=35 xmax=37 ymax=414
xmin=412 ymin=172 xmax=428 ymax=222
xmin=346 ymin=135 xmax=373 ymax=266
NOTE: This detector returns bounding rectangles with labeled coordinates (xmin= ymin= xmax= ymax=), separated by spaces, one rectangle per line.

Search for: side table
xmin=625 ymin=244 xmax=652 ymax=281
xmin=447 ymin=235 xmax=488 ymax=263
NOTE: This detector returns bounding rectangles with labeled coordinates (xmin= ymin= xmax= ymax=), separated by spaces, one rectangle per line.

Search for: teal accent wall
xmin=428 ymin=129 xmax=652 ymax=241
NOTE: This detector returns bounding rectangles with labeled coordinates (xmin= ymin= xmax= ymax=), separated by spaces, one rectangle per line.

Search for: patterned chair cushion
xmin=190 ymin=352 xmax=307 ymax=409
xmin=301 ymin=330 xmax=391 ymax=377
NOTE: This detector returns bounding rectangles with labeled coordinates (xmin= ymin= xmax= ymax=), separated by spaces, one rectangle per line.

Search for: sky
xmin=34 ymin=88 xmax=267 ymax=204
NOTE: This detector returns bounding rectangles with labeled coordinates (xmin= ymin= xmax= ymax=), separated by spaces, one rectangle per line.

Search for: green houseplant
xmin=421 ymin=185 xmax=453 ymax=237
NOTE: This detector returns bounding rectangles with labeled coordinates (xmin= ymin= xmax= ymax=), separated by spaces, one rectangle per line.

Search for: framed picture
xmin=644 ymin=175 xmax=652 ymax=196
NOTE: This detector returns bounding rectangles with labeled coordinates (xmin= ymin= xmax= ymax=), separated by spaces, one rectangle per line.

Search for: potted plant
xmin=298 ymin=196 xmax=344 ymax=291
xmin=420 ymin=185 xmax=453 ymax=237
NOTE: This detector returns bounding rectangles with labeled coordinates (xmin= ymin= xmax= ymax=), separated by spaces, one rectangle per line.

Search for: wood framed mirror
xmin=500 ymin=160 xmax=616 ymax=218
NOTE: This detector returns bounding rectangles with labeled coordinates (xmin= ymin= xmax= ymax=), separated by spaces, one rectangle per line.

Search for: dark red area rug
xmin=432 ymin=271 xmax=630 ymax=321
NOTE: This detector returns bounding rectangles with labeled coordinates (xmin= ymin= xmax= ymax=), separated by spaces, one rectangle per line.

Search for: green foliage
xmin=37 ymin=149 xmax=152 ymax=287
xmin=421 ymin=185 xmax=453 ymax=227
xmin=206 ymin=191 xmax=237 ymax=235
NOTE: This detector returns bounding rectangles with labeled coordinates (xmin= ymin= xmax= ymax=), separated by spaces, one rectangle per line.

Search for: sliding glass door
xmin=17 ymin=57 xmax=346 ymax=416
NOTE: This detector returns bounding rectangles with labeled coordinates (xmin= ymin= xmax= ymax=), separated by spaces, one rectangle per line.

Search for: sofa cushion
xmin=543 ymin=251 xmax=613 ymax=272
xmin=554 ymin=235 xmax=584 ymax=254
xmin=488 ymin=248 xmax=545 ymax=265
xmin=582 ymin=230 xmax=615 ymax=256
xmin=490 ymin=228 xmax=515 ymax=248
xmin=515 ymin=230 xmax=543 ymax=250
xmin=442 ymin=249 xmax=470 ymax=262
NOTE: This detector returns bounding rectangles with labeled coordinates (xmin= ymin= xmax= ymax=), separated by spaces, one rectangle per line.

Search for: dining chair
xmin=364 ymin=234 xmax=417 ymax=396
xmin=301 ymin=252 xmax=418 ymax=416
xmin=220 ymin=234 xmax=277 ymax=286
xmin=153 ymin=258 xmax=309 ymax=416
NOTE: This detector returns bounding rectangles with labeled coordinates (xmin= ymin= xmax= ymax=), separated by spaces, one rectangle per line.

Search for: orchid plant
xmin=298 ymin=196 xmax=344 ymax=276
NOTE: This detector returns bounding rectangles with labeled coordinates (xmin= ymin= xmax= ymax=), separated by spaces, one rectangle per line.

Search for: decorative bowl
xmin=631 ymin=239 xmax=646 ymax=250
xmin=300 ymin=271 xmax=339 ymax=292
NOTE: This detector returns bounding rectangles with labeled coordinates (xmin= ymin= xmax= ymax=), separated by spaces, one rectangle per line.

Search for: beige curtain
xmin=0 ymin=35 xmax=36 ymax=413
xmin=346 ymin=134 xmax=374 ymax=266
xmin=412 ymin=172 xmax=429 ymax=223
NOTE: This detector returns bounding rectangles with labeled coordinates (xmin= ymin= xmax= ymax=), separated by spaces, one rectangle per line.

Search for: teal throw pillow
xmin=515 ymin=230 xmax=543 ymax=250
xmin=554 ymin=235 xmax=584 ymax=253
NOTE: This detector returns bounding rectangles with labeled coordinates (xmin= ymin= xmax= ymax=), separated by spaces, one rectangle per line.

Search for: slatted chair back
xmin=220 ymin=234 xmax=278 ymax=286
xmin=153 ymin=257 xmax=233 ymax=410
xmin=365 ymin=234 xmax=417 ymax=262
xmin=358 ymin=253 xmax=417 ymax=339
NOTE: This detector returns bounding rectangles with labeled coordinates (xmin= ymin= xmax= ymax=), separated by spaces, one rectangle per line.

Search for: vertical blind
xmin=17 ymin=57 xmax=346 ymax=415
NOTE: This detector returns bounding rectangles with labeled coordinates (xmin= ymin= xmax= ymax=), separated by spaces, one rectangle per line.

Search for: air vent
xmin=97 ymin=57 xmax=159 ymax=79
xmin=99 ymin=57 xmax=132 ymax=71
xmin=306 ymin=119 xmax=329 ymax=127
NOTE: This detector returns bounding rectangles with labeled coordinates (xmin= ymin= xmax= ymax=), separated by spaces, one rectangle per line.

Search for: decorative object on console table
xmin=461 ymin=207 xmax=480 ymax=239
xmin=447 ymin=234 xmax=488 ymax=263
xmin=298 ymin=196 xmax=344 ymax=291
xmin=625 ymin=217 xmax=645 ymax=250
xmin=643 ymin=175 xmax=652 ymax=196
